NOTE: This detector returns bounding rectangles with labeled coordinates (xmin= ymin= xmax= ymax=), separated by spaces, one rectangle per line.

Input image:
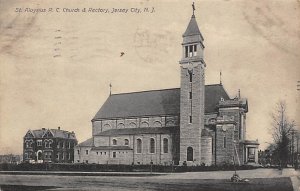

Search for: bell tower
xmin=179 ymin=4 xmax=206 ymax=165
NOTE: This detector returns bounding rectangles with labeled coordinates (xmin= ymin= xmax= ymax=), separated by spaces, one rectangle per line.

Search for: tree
xmin=270 ymin=101 xmax=295 ymax=167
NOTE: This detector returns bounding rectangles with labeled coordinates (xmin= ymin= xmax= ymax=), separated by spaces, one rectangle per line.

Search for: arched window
xmin=44 ymin=140 xmax=49 ymax=148
xmin=140 ymin=121 xmax=149 ymax=128
xmin=48 ymin=140 xmax=53 ymax=148
xmin=153 ymin=121 xmax=162 ymax=127
xmin=187 ymin=147 xmax=193 ymax=161
xmin=117 ymin=123 xmax=125 ymax=128
xmin=112 ymin=139 xmax=117 ymax=145
xmin=129 ymin=122 xmax=137 ymax=128
xmin=137 ymin=139 xmax=142 ymax=153
xmin=37 ymin=151 xmax=42 ymax=160
xmin=150 ymin=138 xmax=155 ymax=153
xmin=124 ymin=139 xmax=129 ymax=146
xmin=163 ymin=138 xmax=168 ymax=153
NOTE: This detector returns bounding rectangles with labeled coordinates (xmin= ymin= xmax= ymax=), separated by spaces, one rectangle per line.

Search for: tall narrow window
xmin=137 ymin=139 xmax=142 ymax=153
xmin=112 ymin=139 xmax=117 ymax=145
xmin=187 ymin=147 xmax=193 ymax=161
xmin=86 ymin=150 xmax=89 ymax=155
xmin=150 ymin=138 xmax=155 ymax=153
xmin=189 ymin=116 xmax=192 ymax=123
xmin=212 ymin=138 xmax=214 ymax=154
xmin=112 ymin=152 xmax=116 ymax=158
xmin=163 ymin=138 xmax=168 ymax=153
xmin=45 ymin=141 xmax=48 ymax=148
xmin=124 ymin=139 xmax=129 ymax=146
xmin=189 ymin=72 xmax=192 ymax=82
xmin=223 ymin=136 xmax=226 ymax=148
xmin=189 ymin=45 xmax=193 ymax=57
xmin=185 ymin=46 xmax=188 ymax=58
xmin=189 ymin=92 xmax=192 ymax=99
xmin=193 ymin=45 xmax=197 ymax=56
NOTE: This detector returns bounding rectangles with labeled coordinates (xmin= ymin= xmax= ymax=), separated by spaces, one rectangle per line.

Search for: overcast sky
xmin=0 ymin=0 xmax=299 ymax=154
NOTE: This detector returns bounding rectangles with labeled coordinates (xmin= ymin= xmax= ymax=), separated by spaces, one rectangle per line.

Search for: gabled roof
xmin=95 ymin=127 xmax=177 ymax=136
xmin=24 ymin=130 xmax=35 ymax=138
xmin=76 ymin=138 xmax=94 ymax=147
xmin=92 ymin=84 xmax=230 ymax=120
xmin=27 ymin=128 xmax=76 ymax=140
xmin=183 ymin=15 xmax=203 ymax=39
xmin=32 ymin=129 xmax=45 ymax=138
xmin=42 ymin=129 xmax=54 ymax=138
xmin=51 ymin=129 xmax=76 ymax=139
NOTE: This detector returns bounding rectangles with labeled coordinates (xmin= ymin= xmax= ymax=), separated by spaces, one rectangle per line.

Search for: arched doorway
xmin=36 ymin=150 xmax=43 ymax=163
xmin=187 ymin=147 xmax=193 ymax=161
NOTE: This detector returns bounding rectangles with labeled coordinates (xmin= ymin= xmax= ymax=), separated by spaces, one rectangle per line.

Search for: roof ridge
xmin=111 ymin=88 xmax=180 ymax=96
xmin=205 ymin=84 xmax=223 ymax=86
xmin=111 ymin=84 xmax=224 ymax=96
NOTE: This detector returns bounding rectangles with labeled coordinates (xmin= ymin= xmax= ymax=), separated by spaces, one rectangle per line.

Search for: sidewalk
xmin=155 ymin=168 xmax=300 ymax=180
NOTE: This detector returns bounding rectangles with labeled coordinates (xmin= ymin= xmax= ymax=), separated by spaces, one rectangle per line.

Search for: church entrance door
xmin=187 ymin=147 xmax=193 ymax=161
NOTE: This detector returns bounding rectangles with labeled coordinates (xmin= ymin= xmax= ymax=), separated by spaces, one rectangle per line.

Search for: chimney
xmin=58 ymin=126 xmax=60 ymax=130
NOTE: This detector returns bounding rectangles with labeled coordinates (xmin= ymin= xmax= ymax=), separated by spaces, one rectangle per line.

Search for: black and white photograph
xmin=0 ymin=0 xmax=299 ymax=190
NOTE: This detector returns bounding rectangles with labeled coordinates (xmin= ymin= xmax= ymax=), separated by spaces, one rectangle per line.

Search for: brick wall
xmin=215 ymin=124 xmax=235 ymax=165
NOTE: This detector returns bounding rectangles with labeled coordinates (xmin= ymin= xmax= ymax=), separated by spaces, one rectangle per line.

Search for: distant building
xmin=0 ymin=154 xmax=22 ymax=164
xmin=75 ymin=7 xmax=259 ymax=166
xmin=23 ymin=127 xmax=77 ymax=163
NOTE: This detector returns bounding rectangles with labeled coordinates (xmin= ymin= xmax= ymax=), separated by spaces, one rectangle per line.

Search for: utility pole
xmin=295 ymin=81 xmax=300 ymax=169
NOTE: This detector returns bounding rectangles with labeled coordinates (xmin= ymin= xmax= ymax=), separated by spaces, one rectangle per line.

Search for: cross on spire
xmin=220 ymin=70 xmax=222 ymax=85
xmin=192 ymin=2 xmax=195 ymax=16
xmin=109 ymin=83 xmax=112 ymax=96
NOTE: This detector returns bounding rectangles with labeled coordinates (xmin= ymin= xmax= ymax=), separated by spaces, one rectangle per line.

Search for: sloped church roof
xmin=183 ymin=15 xmax=202 ymax=37
xmin=92 ymin=84 xmax=229 ymax=120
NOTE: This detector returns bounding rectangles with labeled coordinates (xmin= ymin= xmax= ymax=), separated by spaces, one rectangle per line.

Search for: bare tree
xmin=270 ymin=101 xmax=295 ymax=167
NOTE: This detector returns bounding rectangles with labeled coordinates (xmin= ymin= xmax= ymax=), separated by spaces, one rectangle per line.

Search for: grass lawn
xmin=0 ymin=174 xmax=294 ymax=191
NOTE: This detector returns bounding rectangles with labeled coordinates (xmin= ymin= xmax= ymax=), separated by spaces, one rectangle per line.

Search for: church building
xmin=74 ymin=8 xmax=259 ymax=166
